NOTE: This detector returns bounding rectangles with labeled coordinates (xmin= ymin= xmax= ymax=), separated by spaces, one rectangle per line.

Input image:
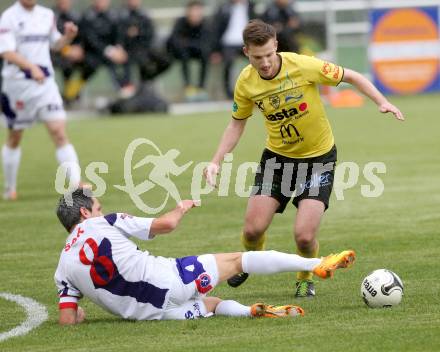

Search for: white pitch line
xmin=0 ymin=293 xmax=48 ymax=342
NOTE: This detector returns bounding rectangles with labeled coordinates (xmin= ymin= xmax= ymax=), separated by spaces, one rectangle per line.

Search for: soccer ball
xmin=361 ymin=269 xmax=404 ymax=308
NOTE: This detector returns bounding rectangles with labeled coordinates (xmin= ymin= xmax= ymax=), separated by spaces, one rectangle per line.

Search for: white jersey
xmin=0 ymin=2 xmax=61 ymax=80
xmin=54 ymin=213 xmax=178 ymax=320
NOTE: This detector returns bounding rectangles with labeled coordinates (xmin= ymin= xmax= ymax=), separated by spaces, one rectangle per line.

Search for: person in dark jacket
xmin=52 ymin=0 xmax=84 ymax=104
xmin=118 ymin=0 xmax=170 ymax=94
xmin=261 ymin=0 xmax=301 ymax=53
xmin=71 ymin=0 xmax=129 ymax=100
xmin=211 ymin=0 xmax=256 ymax=99
xmin=167 ymin=0 xmax=210 ymax=100
xmin=0 ymin=58 xmax=2 ymax=95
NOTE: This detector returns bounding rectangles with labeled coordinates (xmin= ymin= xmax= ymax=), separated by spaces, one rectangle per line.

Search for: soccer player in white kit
xmin=55 ymin=188 xmax=356 ymax=324
xmin=0 ymin=0 xmax=81 ymax=200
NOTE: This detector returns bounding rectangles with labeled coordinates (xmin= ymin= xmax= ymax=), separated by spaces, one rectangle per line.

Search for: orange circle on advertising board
xmin=373 ymin=8 xmax=438 ymax=42
xmin=373 ymin=59 xmax=438 ymax=94
xmin=372 ymin=8 xmax=439 ymax=94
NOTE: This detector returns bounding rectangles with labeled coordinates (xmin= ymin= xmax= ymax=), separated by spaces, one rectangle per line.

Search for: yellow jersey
xmin=232 ymin=52 xmax=344 ymax=158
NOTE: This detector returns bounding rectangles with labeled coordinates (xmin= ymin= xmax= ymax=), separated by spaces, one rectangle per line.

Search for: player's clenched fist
xmin=203 ymin=162 xmax=220 ymax=187
xmin=177 ymin=200 xmax=201 ymax=213
xmin=63 ymin=21 xmax=78 ymax=40
xmin=30 ymin=64 xmax=46 ymax=83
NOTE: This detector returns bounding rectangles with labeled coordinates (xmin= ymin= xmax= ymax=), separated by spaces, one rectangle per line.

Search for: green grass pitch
xmin=1 ymin=93 xmax=439 ymax=351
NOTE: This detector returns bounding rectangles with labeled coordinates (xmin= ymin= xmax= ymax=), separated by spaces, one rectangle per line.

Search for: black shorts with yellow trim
xmin=251 ymin=145 xmax=337 ymax=213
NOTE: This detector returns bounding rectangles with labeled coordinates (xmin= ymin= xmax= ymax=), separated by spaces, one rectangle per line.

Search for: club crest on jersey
xmin=195 ymin=273 xmax=213 ymax=294
xmin=269 ymin=94 xmax=280 ymax=109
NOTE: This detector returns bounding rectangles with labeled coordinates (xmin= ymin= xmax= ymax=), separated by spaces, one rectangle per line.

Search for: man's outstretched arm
xmin=150 ymin=200 xmax=200 ymax=235
xmin=204 ymin=118 xmax=248 ymax=187
xmin=342 ymin=68 xmax=404 ymax=121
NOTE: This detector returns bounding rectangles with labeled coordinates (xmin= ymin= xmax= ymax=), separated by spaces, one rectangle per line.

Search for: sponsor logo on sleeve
xmin=321 ymin=62 xmax=331 ymax=75
xmin=333 ymin=65 xmax=340 ymax=79
xmin=322 ymin=62 xmax=341 ymax=79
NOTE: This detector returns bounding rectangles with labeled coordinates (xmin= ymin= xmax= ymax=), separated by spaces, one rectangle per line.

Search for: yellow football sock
xmin=296 ymin=240 xmax=319 ymax=281
xmin=64 ymin=78 xmax=85 ymax=101
xmin=241 ymin=232 xmax=266 ymax=251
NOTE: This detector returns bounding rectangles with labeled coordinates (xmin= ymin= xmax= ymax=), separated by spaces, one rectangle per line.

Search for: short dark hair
xmin=187 ymin=0 xmax=203 ymax=8
xmin=56 ymin=188 xmax=93 ymax=232
xmin=243 ymin=19 xmax=277 ymax=47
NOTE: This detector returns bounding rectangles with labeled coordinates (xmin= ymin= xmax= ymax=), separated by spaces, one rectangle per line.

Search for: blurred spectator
xmin=118 ymin=0 xmax=170 ymax=98
xmin=0 ymin=58 xmax=2 ymax=111
xmin=167 ymin=0 xmax=210 ymax=101
xmin=261 ymin=0 xmax=301 ymax=53
xmin=52 ymin=0 xmax=84 ymax=104
xmin=71 ymin=0 xmax=129 ymax=101
xmin=211 ymin=0 xmax=256 ymax=99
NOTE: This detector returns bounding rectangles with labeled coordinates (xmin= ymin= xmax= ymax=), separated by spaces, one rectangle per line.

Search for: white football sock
xmin=56 ymin=144 xmax=80 ymax=187
xmin=214 ymin=300 xmax=251 ymax=317
xmin=242 ymin=250 xmax=321 ymax=275
xmin=2 ymin=144 xmax=21 ymax=192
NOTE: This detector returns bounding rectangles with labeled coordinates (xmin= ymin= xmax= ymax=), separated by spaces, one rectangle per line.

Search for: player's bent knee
xmin=221 ymin=252 xmax=243 ymax=268
xmin=46 ymin=123 xmax=68 ymax=145
xmin=295 ymin=235 xmax=315 ymax=251
xmin=232 ymin=252 xmax=244 ymax=271
xmin=214 ymin=252 xmax=243 ymax=281
xmin=7 ymin=131 xmax=23 ymax=148
xmin=50 ymin=130 xmax=68 ymax=146
xmin=7 ymin=139 xmax=21 ymax=149
xmin=243 ymin=225 xmax=265 ymax=242
xmin=203 ymin=297 xmax=222 ymax=314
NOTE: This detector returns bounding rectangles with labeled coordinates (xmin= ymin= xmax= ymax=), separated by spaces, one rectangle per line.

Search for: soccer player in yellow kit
xmin=204 ymin=19 xmax=404 ymax=297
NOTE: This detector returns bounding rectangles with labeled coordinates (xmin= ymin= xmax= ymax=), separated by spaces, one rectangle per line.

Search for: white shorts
xmin=1 ymin=78 xmax=66 ymax=130
xmin=162 ymin=254 xmax=219 ymax=320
